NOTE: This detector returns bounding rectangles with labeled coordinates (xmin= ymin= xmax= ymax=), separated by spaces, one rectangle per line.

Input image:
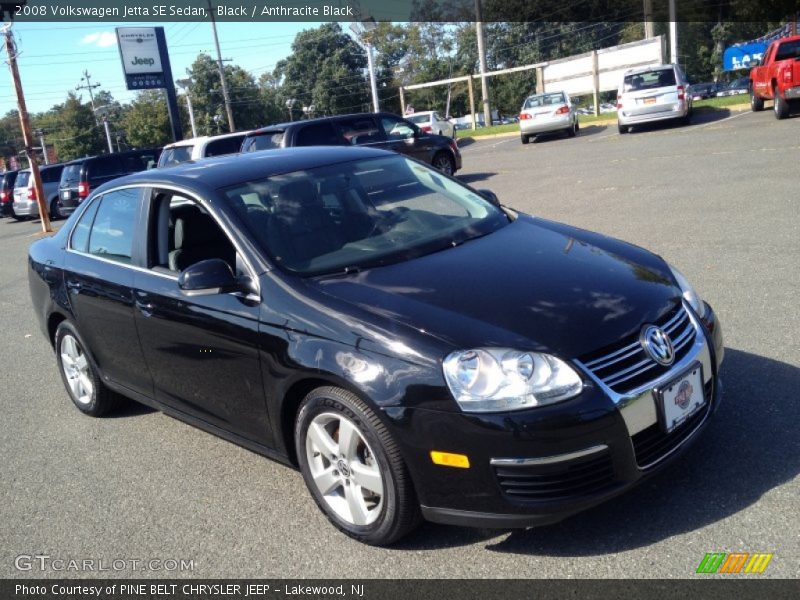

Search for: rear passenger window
xmin=89 ymin=157 xmax=123 ymax=180
xmin=69 ymin=198 xmax=102 ymax=253
xmin=336 ymin=117 xmax=382 ymax=145
xmin=295 ymin=123 xmax=345 ymax=146
xmin=123 ymin=153 xmax=157 ymax=173
xmin=87 ymin=188 xmax=140 ymax=264
xmin=205 ymin=137 xmax=243 ymax=157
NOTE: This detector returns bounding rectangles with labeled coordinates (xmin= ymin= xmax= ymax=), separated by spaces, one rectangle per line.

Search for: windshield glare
xmin=222 ymin=156 xmax=508 ymax=276
xmin=523 ymin=93 xmax=565 ymax=109
xmin=623 ymin=69 xmax=677 ymax=92
xmin=159 ymin=145 xmax=194 ymax=167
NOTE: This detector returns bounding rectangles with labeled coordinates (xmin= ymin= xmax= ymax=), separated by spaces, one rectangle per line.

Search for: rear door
xmin=375 ymin=115 xmax=434 ymax=163
xmin=621 ymin=68 xmax=680 ymax=116
xmin=64 ymin=186 xmax=152 ymax=395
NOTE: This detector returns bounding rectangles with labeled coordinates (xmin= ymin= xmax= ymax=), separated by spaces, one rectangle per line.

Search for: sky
xmin=1 ymin=21 xmax=326 ymax=115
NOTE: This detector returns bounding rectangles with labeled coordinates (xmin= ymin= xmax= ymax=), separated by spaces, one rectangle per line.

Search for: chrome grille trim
xmin=577 ymin=304 xmax=697 ymax=394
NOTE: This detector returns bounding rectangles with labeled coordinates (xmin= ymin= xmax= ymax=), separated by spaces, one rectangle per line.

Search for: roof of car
xmin=248 ymin=112 xmax=401 ymax=135
xmin=163 ymin=131 xmax=250 ymax=149
xmin=97 ymin=146 xmax=393 ymax=193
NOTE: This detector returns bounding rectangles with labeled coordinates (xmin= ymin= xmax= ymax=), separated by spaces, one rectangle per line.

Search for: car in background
xmin=405 ymin=111 xmax=455 ymax=138
xmin=750 ymin=35 xmax=800 ymax=119
xmin=518 ymin=91 xmax=579 ymax=144
xmin=58 ymin=148 xmax=161 ymax=217
xmin=28 ymin=146 xmax=724 ymax=546
xmin=157 ymin=131 xmax=250 ymax=168
xmin=617 ymin=64 xmax=693 ymax=134
xmin=12 ymin=164 xmax=65 ymax=220
xmin=716 ymin=77 xmax=749 ymax=97
xmin=0 ymin=170 xmax=19 ymax=218
xmin=241 ymin=112 xmax=462 ymax=175
xmin=689 ymin=82 xmax=721 ymax=100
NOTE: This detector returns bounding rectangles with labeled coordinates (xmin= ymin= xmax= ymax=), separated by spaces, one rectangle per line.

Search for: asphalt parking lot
xmin=1 ymin=108 xmax=798 ymax=579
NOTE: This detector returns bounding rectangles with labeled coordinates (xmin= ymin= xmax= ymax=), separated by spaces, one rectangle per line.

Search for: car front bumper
xmin=386 ymin=303 xmax=724 ymax=528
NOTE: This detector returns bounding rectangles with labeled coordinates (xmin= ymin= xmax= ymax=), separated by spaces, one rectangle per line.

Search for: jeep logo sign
xmin=116 ymin=27 xmax=163 ymax=75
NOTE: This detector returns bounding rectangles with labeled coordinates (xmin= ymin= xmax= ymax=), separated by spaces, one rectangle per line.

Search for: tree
xmin=33 ymin=93 xmax=105 ymax=161
xmin=275 ymin=23 xmax=369 ymax=117
xmin=120 ymin=90 xmax=172 ymax=148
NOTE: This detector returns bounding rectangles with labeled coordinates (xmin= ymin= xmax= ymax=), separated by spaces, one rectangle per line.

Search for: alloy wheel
xmin=60 ymin=334 xmax=93 ymax=405
xmin=305 ymin=412 xmax=384 ymax=526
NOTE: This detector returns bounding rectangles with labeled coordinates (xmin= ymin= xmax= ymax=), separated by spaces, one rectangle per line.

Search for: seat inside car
xmin=169 ymin=209 xmax=236 ymax=272
xmin=267 ymin=179 xmax=346 ymax=265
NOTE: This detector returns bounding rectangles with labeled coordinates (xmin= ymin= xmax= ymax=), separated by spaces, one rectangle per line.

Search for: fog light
xmin=430 ymin=451 xmax=470 ymax=469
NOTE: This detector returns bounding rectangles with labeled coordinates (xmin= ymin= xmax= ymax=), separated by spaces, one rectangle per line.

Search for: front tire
xmin=55 ymin=321 xmax=121 ymax=417
xmin=774 ymin=88 xmax=789 ymax=119
xmin=295 ymin=386 xmax=421 ymax=546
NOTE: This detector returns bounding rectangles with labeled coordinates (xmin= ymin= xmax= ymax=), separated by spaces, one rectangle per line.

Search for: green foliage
xmin=120 ymin=90 xmax=172 ymax=149
xmin=35 ymin=93 xmax=105 ymax=161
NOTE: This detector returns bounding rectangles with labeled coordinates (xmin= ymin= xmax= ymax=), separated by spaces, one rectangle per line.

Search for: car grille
xmin=494 ymin=449 xmax=616 ymax=502
xmin=579 ymin=303 xmax=697 ymax=395
xmin=631 ymin=379 xmax=714 ymax=469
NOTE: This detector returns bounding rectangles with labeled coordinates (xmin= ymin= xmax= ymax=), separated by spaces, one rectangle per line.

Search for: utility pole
xmin=475 ymin=0 xmax=491 ymax=127
xmin=349 ymin=19 xmax=380 ymax=113
xmin=176 ymin=78 xmax=197 ymax=138
xmin=669 ymin=0 xmax=678 ymax=64
xmin=76 ymin=70 xmax=101 ymax=124
xmin=643 ymin=0 xmax=655 ymax=40
xmin=3 ymin=26 xmax=51 ymax=232
xmin=207 ymin=0 xmax=235 ymax=131
xmin=33 ymin=128 xmax=48 ymax=165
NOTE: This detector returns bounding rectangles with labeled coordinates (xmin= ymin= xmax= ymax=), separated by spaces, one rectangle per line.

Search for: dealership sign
xmin=723 ymin=43 xmax=767 ymax=71
xmin=116 ymin=27 xmax=167 ymax=89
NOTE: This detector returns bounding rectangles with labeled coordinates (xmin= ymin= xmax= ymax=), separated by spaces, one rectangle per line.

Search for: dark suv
xmin=0 ymin=170 xmax=18 ymax=217
xmin=58 ymin=148 xmax=161 ymax=217
xmin=241 ymin=112 xmax=462 ymax=175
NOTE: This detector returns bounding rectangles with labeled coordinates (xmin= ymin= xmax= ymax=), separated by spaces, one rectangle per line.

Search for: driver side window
xmin=147 ymin=191 xmax=239 ymax=277
xmin=381 ymin=116 xmax=415 ymax=141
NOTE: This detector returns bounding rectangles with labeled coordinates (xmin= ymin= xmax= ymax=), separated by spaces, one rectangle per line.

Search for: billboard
xmin=723 ymin=43 xmax=767 ymax=71
xmin=116 ymin=27 xmax=167 ymax=89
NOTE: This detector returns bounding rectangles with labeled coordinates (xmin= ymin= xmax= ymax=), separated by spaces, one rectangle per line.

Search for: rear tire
xmin=295 ymin=386 xmax=421 ymax=546
xmin=55 ymin=321 xmax=122 ymax=417
xmin=49 ymin=197 xmax=61 ymax=221
xmin=431 ymin=151 xmax=455 ymax=176
xmin=751 ymin=88 xmax=764 ymax=112
xmin=774 ymin=88 xmax=789 ymax=119
xmin=521 ymin=134 xmax=530 ymax=145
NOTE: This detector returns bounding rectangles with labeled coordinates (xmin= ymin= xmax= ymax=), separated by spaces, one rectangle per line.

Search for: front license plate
xmin=655 ymin=364 xmax=705 ymax=433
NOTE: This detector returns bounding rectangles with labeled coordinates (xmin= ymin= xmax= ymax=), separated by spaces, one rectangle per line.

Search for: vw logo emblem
xmin=640 ymin=325 xmax=675 ymax=366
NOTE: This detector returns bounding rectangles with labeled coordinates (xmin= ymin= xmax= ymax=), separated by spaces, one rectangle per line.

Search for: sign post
xmin=116 ymin=26 xmax=183 ymax=142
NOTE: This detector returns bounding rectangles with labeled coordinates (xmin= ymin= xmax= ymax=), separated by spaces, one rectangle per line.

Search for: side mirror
xmin=476 ymin=188 xmax=501 ymax=208
xmin=178 ymin=258 xmax=238 ymax=296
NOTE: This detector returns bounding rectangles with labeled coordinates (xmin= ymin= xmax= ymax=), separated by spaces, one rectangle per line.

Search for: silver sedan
xmin=518 ymin=91 xmax=579 ymax=144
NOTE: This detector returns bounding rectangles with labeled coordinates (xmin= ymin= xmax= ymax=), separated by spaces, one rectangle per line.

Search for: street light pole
xmin=33 ymin=128 xmax=48 ymax=165
xmin=176 ymin=78 xmax=198 ymax=138
xmin=350 ymin=19 xmax=380 ymax=113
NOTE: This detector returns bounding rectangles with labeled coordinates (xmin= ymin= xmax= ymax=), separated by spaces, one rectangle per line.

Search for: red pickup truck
xmin=750 ymin=35 xmax=800 ymax=119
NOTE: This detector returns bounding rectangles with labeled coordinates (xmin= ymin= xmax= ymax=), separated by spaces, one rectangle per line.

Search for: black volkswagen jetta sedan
xmin=28 ymin=147 xmax=723 ymax=545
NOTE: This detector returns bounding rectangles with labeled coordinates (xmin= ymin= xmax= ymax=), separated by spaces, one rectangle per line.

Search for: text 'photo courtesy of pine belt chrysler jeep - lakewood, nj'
xmin=28 ymin=146 xmax=724 ymax=545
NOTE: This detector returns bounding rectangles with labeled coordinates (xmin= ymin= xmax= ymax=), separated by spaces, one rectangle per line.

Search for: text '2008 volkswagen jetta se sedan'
xmin=28 ymin=147 xmax=724 ymax=545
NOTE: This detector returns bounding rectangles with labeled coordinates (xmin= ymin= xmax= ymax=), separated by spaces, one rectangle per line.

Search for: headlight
xmin=668 ymin=264 xmax=706 ymax=318
xmin=442 ymin=348 xmax=583 ymax=413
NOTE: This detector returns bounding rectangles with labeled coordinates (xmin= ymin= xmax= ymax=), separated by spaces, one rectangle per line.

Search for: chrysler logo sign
xmin=640 ymin=325 xmax=674 ymax=366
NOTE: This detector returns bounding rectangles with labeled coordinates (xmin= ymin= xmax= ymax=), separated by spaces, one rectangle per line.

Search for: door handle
xmin=66 ymin=280 xmax=81 ymax=292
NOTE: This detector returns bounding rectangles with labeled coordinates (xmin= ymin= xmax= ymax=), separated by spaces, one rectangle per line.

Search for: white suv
xmin=157 ymin=131 xmax=251 ymax=168
xmin=617 ymin=64 xmax=693 ymax=134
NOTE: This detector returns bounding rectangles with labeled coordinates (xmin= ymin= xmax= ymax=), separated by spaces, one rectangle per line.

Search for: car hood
xmin=311 ymin=215 xmax=680 ymax=359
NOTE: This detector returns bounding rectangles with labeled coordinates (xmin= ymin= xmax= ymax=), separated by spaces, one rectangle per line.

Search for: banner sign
xmin=723 ymin=43 xmax=767 ymax=71
xmin=116 ymin=27 xmax=166 ymax=89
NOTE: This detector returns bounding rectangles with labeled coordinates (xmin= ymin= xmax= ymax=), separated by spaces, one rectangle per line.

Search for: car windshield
xmin=159 ymin=145 xmax=194 ymax=167
xmin=15 ymin=171 xmax=30 ymax=188
xmin=406 ymin=114 xmax=432 ymax=124
xmin=623 ymin=69 xmax=676 ymax=92
xmin=222 ymin=155 xmax=509 ymax=276
xmin=61 ymin=164 xmax=82 ymax=187
xmin=523 ymin=93 xmax=565 ymax=109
